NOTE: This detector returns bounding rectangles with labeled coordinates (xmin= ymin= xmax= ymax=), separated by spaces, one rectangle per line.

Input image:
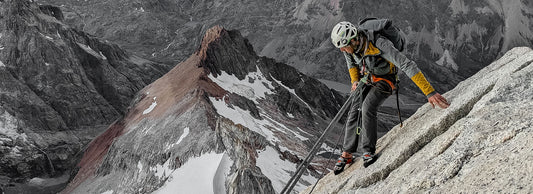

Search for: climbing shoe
xmin=362 ymin=152 xmax=376 ymax=168
xmin=333 ymin=156 xmax=353 ymax=175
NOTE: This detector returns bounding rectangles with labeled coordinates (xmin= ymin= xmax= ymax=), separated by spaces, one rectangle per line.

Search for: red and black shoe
xmin=362 ymin=152 xmax=376 ymax=168
xmin=333 ymin=156 xmax=353 ymax=175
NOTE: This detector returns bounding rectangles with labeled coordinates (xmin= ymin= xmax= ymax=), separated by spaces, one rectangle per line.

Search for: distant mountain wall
xmin=0 ymin=0 xmax=167 ymax=192
xmin=38 ymin=0 xmax=533 ymax=98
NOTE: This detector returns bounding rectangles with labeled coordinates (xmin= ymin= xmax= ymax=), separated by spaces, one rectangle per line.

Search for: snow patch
xmin=39 ymin=32 xmax=53 ymax=40
xmin=165 ymin=127 xmax=189 ymax=150
xmin=436 ymin=50 xmax=459 ymax=71
xmin=0 ymin=110 xmax=28 ymax=142
xmin=99 ymin=51 xmax=107 ymax=60
xmin=27 ymin=174 xmax=70 ymax=188
xmin=175 ymin=127 xmax=189 ymax=145
xmin=163 ymin=42 xmax=172 ymax=51
xmin=143 ymin=97 xmax=158 ymax=115
xmin=137 ymin=161 xmax=143 ymax=172
xmin=210 ymin=97 xmax=273 ymax=137
xmin=287 ymin=112 xmax=295 ymax=118
xmin=208 ymin=67 xmax=274 ymax=103
xmin=210 ymin=97 xmax=278 ymax=145
xmin=210 ymin=97 xmax=308 ymax=149
xmin=45 ymin=63 xmax=51 ymax=67
xmin=262 ymin=113 xmax=308 ymax=142
xmin=152 ymin=152 xmax=230 ymax=194
xmin=76 ymin=43 xmax=106 ymax=60
xmin=316 ymin=142 xmax=338 ymax=155
xmin=0 ymin=60 xmax=5 ymax=67
xmin=257 ymin=146 xmax=317 ymax=193
xmin=101 ymin=190 xmax=114 ymax=194
xmin=150 ymin=158 xmax=172 ymax=179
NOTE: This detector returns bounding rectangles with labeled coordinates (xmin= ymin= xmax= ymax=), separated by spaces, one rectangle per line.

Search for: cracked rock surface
xmin=302 ymin=47 xmax=533 ymax=193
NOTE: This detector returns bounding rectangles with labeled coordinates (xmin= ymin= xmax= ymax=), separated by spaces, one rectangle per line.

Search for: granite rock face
xmin=62 ymin=26 xmax=346 ymax=194
xmin=0 ymin=0 xmax=166 ymax=192
xmin=301 ymin=47 xmax=533 ymax=193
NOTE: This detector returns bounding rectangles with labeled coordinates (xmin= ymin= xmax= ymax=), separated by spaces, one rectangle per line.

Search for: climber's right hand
xmin=351 ymin=81 xmax=358 ymax=92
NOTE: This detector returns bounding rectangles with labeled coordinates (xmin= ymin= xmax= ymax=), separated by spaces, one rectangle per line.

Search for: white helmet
xmin=331 ymin=21 xmax=358 ymax=48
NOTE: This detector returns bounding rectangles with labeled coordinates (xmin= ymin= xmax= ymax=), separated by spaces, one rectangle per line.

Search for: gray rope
xmin=281 ymin=84 xmax=364 ymax=194
xmin=308 ymin=129 xmax=344 ymax=194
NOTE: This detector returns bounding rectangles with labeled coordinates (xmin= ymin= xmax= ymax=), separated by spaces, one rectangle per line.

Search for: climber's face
xmin=340 ymin=38 xmax=360 ymax=54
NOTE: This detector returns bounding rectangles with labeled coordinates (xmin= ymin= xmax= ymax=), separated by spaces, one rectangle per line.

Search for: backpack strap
xmin=358 ymin=17 xmax=379 ymax=25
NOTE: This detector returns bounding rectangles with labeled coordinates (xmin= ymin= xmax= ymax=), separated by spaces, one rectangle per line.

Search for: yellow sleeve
xmin=349 ymin=67 xmax=360 ymax=84
xmin=410 ymin=71 xmax=435 ymax=96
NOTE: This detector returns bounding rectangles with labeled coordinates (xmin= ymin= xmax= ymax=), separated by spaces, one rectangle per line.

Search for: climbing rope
xmin=280 ymin=83 xmax=364 ymax=194
xmin=308 ymin=129 xmax=344 ymax=194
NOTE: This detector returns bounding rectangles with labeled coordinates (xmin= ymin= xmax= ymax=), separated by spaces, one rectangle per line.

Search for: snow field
xmin=207 ymin=67 xmax=274 ymax=103
xmin=210 ymin=97 xmax=309 ymax=151
xmin=209 ymin=68 xmax=324 ymax=192
xmin=152 ymin=152 xmax=232 ymax=194
xmin=256 ymin=146 xmax=317 ymax=193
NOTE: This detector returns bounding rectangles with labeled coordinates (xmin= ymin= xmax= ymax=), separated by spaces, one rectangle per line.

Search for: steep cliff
xmin=0 ymin=0 xmax=167 ymax=192
xmin=302 ymin=47 xmax=533 ymax=193
xmin=62 ymin=25 xmax=345 ymax=194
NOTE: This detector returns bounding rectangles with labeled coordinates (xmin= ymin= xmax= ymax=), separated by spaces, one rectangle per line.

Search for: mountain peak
xmin=61 ymin=25 xmax=344 ymax=193
xmin=197 ymin=25 xmax=227 ymax=57
xmin=196 ymin=25 xmax=259 ymax=80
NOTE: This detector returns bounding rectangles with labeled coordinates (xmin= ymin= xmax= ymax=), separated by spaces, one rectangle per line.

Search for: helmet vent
xmin=331 ymin=21 xmax=358 ymax=48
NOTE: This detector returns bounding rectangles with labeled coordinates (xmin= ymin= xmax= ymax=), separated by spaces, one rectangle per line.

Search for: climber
xmin=330 ymin=20 xmax=449 ymax=174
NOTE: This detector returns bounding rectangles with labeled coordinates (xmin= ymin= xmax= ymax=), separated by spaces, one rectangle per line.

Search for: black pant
xmin=343 ymin=81 xmax=392 ymax=154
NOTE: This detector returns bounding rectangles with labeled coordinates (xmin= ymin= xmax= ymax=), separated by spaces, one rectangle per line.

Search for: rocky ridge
xmin=301 ymin=47 xmax=533 ymax=193
xmin=0 ymin=0 xmax=167 ymax=192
